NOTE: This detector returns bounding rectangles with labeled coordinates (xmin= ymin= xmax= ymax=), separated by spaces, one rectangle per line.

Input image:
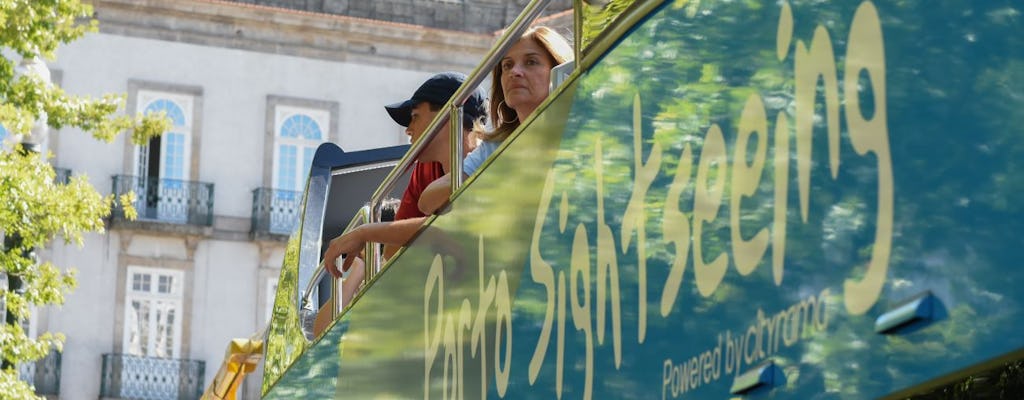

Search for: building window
xmin=262 ymin=96 xmax=337 ymax=193
xmin=123 ymin=266 xmax=184 ymax=358
xmin=126 ymin=88 xmax=201 ymax=224
xmin=273 ymin=106 xmax=327 ymax=196
xmin=136 ymin=93 xmax=193 ymax=185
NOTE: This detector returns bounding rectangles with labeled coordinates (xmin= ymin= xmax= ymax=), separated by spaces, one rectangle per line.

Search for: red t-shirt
xmin=395 ymin=161 xmax=445 ymax=221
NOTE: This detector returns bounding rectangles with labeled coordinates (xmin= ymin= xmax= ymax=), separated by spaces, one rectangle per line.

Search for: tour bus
xmin=210 ymin=0 xmax=1024 ymax=398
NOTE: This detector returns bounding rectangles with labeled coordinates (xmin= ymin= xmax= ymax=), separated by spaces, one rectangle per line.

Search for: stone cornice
xmin=88 ymin=0 xmax=495 ymax=72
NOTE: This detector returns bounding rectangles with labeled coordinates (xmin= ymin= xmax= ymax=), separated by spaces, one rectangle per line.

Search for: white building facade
xmin=27 ymin=0 xmax=495 ymax=398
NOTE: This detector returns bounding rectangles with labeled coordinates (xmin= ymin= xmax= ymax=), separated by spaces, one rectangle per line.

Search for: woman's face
xmin=500 ymin=38 xmax=555 ymax=119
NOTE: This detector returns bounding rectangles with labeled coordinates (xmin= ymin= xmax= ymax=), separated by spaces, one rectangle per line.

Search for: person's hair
xmin=485 ymin=26 xmax=573 ymax=142
xmin=424 ymin=101 xmax=485 ymax=132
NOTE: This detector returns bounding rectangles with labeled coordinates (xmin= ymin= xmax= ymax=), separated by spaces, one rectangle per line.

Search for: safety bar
xmin=305 ymin=0 xmax=567 ymax=336
xmin=362 ymin=0 xmax=556 ymax=273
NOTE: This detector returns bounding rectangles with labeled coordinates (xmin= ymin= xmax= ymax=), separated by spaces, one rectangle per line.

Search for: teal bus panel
xmin=263 ymin=0 xmax=1024 ymax=398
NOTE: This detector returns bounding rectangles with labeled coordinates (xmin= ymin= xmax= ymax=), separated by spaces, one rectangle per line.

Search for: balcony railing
xmin=251 ymin=187 xmax=301 ymax=237
xmin=53 ymin=167 xmax=71 ymax=185
xmin=111 ymin=175 xmax=214 ymax=226
xmin=18 ymin=349 xmax=61 ymax=396
xmin=100 ymin=354 xmax=205 ymax=400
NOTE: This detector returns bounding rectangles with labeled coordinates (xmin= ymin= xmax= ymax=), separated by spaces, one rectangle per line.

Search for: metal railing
xmin=111 ymin=175 xmax=215 ymax=226
xmin=53 ymin=167 xmax=71 ymax=185
xmin=251 ymin=187 xmax=302 ymax=237
xmin=298 ymin=0 xmax=571 ymax=341
xmin=18 ymin=349 xmax=61 ymax=396
xmin=100 ymin=354 xmax=205 ymax=400
xmin=361 ymin=0 xmax=557 ymax=275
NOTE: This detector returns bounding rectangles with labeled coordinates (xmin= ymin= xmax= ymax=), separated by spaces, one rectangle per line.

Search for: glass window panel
xmin=124 ymin=268 xmax=183 ymax=358
xmin=158 ymin=275 xmax=172 ymax=294
xmin=128 ymin=300 xmax=150 ymax=356
xmin=301 ymin=115 xmax=322 ymax=140
xmin=274 ymin=111 xmax=326 ymax=194
xmin=144 ymin=99 xmax=186 ymax=127
xmin=281 ymin=114 xmax=322 ymax=140
xmin=164 ymin=132 xmax=185 ymax=180
xmin=161 ymin=307 xmax=176 ymax=357
xmin=127 ymin=301 xmax=141 ymax=354
xmin=153 ymin=303 xmax=167 ymax=358
xmin=280 ymin=117 xmax=298 ymax=138
xmin=278 ymin=145 xmax=297 ymax=191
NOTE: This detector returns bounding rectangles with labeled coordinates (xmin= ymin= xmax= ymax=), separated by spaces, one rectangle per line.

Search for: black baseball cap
xmin=385 ymin=72 xmax=486 ymax=128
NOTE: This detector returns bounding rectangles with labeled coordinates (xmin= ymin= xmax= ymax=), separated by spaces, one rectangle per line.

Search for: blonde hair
xmin=485 ymin=26 xmax=573 ymax=142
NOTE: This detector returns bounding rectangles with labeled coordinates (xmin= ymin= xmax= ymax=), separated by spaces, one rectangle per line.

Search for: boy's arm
xmin=418 ymin=173 xmax=452 ymax=215
xmin=324 ymin=216 xmax=427 ymax=277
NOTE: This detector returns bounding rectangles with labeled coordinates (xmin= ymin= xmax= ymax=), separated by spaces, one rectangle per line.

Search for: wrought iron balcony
xmin=100 ymin=354 xmax=205 ymax=400
xmin=53 ymin=167 xmax=71 ymax=185
xmin=111 ymin=175 xmax=214 ymax=227
xmin=18 ymin=349 xmax=61 ymax=396
xmin=251 ymin=187 xmax=302 ymax=238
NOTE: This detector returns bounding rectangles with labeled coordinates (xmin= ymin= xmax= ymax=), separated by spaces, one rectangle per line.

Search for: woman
xmin=418 ymin=26 xmax=573 ymax=215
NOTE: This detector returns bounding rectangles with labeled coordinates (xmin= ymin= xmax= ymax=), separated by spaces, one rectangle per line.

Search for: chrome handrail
xmin=448 ymin=103 xmax=464 ymax=194
xmin=311 ymin=0 xmax=565 ymax=331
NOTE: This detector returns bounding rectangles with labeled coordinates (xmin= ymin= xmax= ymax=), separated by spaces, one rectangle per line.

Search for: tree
xmin=0 ymin=0 xmax=168 ymax=397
